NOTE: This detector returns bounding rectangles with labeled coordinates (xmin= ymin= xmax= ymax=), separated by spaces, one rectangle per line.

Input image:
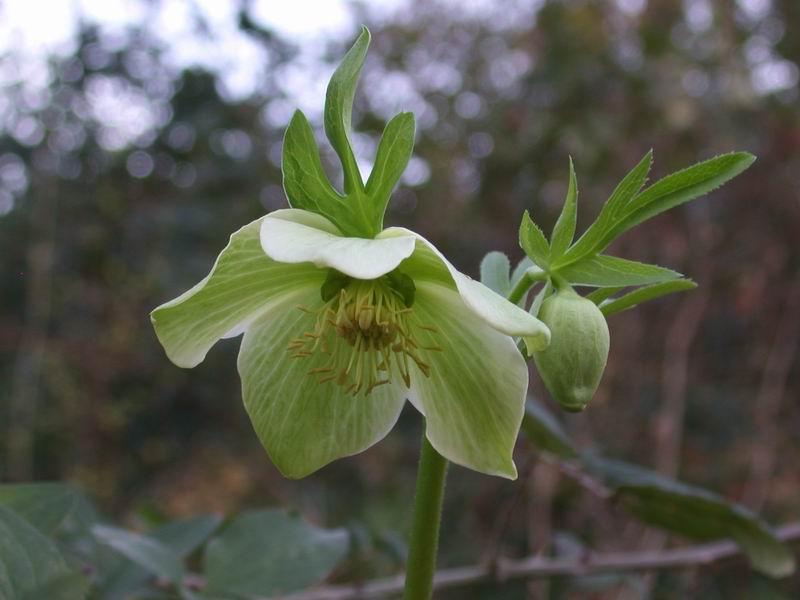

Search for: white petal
xmin=380 ymin=227 xmax=551 ymax=351
xmin=260 ymin=209 xmax=417 ymax=280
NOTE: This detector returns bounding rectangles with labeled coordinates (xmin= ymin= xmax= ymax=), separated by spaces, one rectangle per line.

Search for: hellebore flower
xmin=150 ymin=27 xmax=549 ymax=480
xmin=151 ymin=209 xmax=550 ymax=479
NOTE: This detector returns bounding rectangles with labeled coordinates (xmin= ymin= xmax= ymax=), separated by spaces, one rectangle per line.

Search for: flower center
xmin=288 ymin=279 xmax=440 ymax=396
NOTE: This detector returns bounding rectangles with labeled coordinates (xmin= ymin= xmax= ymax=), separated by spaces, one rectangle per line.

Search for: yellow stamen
xmin=288 ymin=279 xmax=439 ymax=396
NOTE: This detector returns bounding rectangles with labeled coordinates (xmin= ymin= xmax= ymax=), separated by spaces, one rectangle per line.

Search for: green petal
xmin=151 ymin=217 xmax=323 ymax=368
xmin=237 ymin=288 xmax=407 ymax=478
xmin=407 ymin=282 xmax=529 ymax=479
xmin=380 ymin=227 xmax=551 ymax=351
xmin=260 ymin=209 xmax=417 ymax=280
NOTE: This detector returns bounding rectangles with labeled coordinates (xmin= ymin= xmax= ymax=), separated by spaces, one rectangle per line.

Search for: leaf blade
xmin=599 ymin=279 xmax=697 ymax=316
xmin=365 ymin=111 xmax=416 ymax=226
xmin=324 ymin=26 xmax=370 ymax=195
xmin=559 ymin=255 xmax=682 ymax=287
xmin=519 ymin=210 xmax=550 ymax=269
xmin=549 ymin=157 xmax=578 ymax=260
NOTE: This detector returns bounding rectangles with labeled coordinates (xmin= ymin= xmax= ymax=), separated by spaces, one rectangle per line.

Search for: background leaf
xmin=0 ymin=482 xmax=79 ymax=535
xmin=559 ymin=255 xmax=682 ymax=287
xmin=0 ymin=505 xmax=78 ymax=600
xmin=92 ymin=525 xmax=185 ymax=584
xmin=521 ymin=397 xmax=577 ymax=459
xmin=202 ymin=509 xmax=349 ymax=597
xmin=584 ymin=456 xmax=795 ymax=578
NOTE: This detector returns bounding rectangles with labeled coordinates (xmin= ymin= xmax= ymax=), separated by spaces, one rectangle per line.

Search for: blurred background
xmin=1 ymin=0 xmax=799 ymax=597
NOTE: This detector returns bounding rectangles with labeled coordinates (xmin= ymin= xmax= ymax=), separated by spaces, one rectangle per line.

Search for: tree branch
xmin=271 ymin=522 xmax=800 ymax=600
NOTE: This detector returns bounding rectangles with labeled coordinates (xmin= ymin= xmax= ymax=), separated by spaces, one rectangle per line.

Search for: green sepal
xmin=366 ymin=111 xmax=416 ymax=229
xmin=324 ymin=26 xmax=370 ymax=196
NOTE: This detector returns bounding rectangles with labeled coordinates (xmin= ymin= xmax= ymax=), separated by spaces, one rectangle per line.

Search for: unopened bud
xmin=533 ymin=287 xmax=610 ymax=412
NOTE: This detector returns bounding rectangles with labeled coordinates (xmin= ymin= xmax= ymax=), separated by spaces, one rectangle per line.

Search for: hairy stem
xmin=403 ymin=430 xmax=449 ymax=600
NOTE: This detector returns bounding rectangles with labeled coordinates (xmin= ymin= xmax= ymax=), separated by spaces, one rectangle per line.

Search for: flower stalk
xmin=403 ymin=431 xmax=449 ymax=600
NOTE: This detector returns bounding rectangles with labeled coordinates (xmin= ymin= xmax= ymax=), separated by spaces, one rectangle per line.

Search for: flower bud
xmin=533 ymin=287 xmax=610 ymax=412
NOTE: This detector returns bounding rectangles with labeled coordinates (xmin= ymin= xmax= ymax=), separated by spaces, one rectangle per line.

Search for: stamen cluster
xmin=288 ymin=280 xmax=440 ymax=395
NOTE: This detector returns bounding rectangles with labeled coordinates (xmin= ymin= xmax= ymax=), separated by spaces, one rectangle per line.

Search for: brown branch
xmin=267 ymin=523 xmax=800 ymax=600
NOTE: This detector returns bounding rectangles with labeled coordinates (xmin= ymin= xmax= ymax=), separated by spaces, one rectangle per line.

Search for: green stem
xmin=507 ymin=267 xmax=547 ymax=305
xmin=403 ymin=429 xmax=449 ymax=600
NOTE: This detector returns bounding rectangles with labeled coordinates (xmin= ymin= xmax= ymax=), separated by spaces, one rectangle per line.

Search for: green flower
xmin=150 ymin=28 xmax=550 ymax=480
xmin=151 ymin=210 xmax=550 ymax=479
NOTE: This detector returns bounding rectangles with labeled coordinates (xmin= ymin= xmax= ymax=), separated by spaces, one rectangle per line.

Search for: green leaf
xmin=20 ymin=572 xmax=88 ymax=600
xmin=559 ymin=255 xmax=682 ymax=287
xmin=621 ymin=152 xmax=756 ymax=234
xmin=519 ymin=210 xmax=550 ymax=269
xmin=282 ymin=110 xmax=346 ymax=216
xmin=555 ymin=150 xmax=652 ymax=268
xmin=90 ymin=515 xmax=220 ymax=600
xmin=202 ymin=510 xmax=349 ymax=597
xmin=0 ymin=505 xmax=77 ymax=600
xmin=556 ymin=152 xmax=753 ymax=269
xmin=324 ymin=26 xmax=370 ymax=195
xmin=0 ymin=483 xmax=80 ymax=535
xmin=599 ymin=279 xmax=697 ymax=316
xmin=479 ymin=251 xmax=511 ymax=296
xmin=586 ymin=286 xmax=623 ymax=305
xmin=549 ymin=157 xmax=578 ymax=260
xmin=92 ymin=525 xmax=185 ymax=584
xmin=365 ymin=111 xmax=415 ymax=226
xmin=584 ymin=456 xmax=795 ymax=578
xmin=521 ymin=397 xmax=577 ymax=459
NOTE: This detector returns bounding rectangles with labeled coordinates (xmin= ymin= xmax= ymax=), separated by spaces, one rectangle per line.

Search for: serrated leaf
xmin=559 ymin=255 xmax=682 ymax=287
xmin=0 ymin=505 xmax=77 ymax=600
xmin=556 ymin=152 xmax=753 ymax=268
xmin=556 ymin=150 xmax=652 ymax=268
xmin=282 ymin=110 xmax=344 ymax=210
xmin=324 ymin=26 xmax=370 ymax=195
xmin=621 ymin=152 xmax=755 ymax=233
xmin=599 ymin=279 xmax=697 ymax=316
xmin=479 ymin=251 xmax=511 ymax=296
xmin=549 ymin=157 xmax=578 ymax=260
xmin=520 ymin=210 xmax=550 ymax=269
xmin=365 ymin=111 xmax=415 ymax=227
xmin=521 ymin=397 xmax=577 ymax=459
xmin=584 ymin=456 xmax=795 ymax=578
xmin=0 ymin=482 xmax=79 ymax=535
xmin=92 ymin=525 xmax=185 ymax=584
xmin=203 ymin=509 xmax=349 ymax=597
